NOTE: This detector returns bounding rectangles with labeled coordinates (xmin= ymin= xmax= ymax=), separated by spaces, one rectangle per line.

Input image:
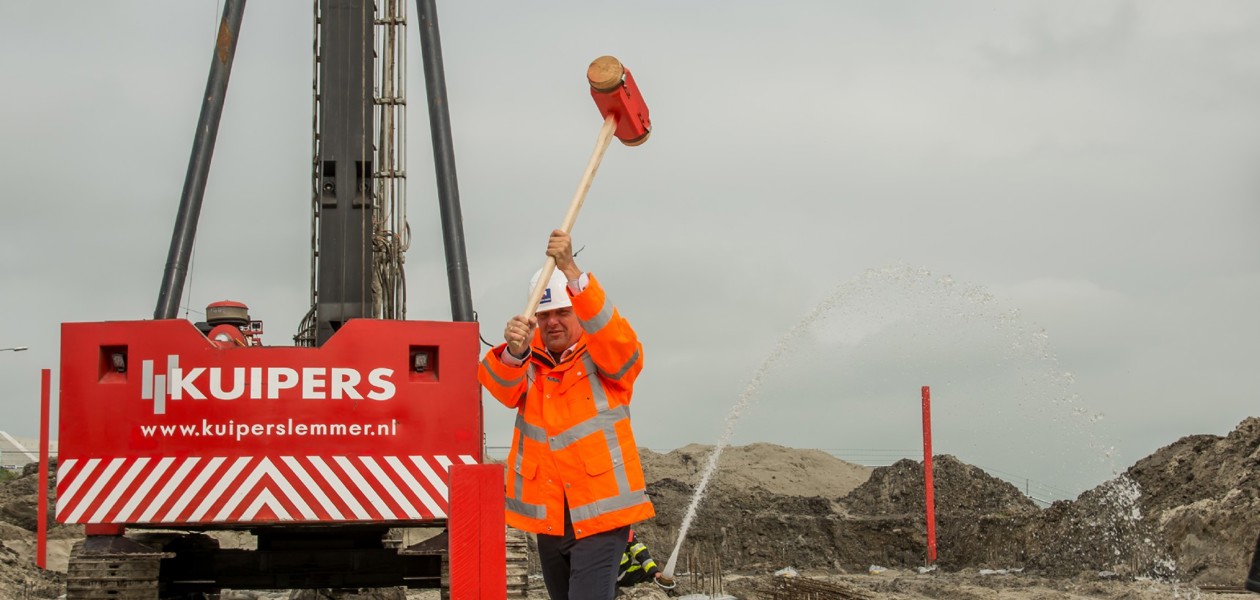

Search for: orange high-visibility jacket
xmin=478 ymin=274 xmax=654 ymax=538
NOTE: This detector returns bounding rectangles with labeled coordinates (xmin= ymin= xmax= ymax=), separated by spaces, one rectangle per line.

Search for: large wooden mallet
xmin=522 ymin=55 xmax=652 ymax=318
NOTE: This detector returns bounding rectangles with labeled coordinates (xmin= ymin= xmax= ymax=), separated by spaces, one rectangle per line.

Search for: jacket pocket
xmin=556 ymin=367 xmax=594 ymax=396
xmin=514 ymin=453 xmax=539 ymax=480
xmin=576 ymin=434 xmax=614 ymax=476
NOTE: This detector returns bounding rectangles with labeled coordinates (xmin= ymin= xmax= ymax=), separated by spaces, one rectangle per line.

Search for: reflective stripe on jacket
xmin=478 ymin=274 xmax=654 ymax=538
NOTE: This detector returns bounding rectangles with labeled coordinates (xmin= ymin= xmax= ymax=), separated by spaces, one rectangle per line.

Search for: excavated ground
xmin=0 ymin=461 xmax=76 ymax=598
xmin=1 ymin=418 xmax=1257 ymax=599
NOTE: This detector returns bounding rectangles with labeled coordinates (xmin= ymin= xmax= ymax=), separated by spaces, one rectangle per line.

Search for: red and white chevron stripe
xmin=55 ymin=455 xmax=478 ymax=524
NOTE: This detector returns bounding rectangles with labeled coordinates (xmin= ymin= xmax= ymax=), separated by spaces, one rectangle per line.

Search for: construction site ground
xmin=2 ymin=417 xmax=1257 ymax=599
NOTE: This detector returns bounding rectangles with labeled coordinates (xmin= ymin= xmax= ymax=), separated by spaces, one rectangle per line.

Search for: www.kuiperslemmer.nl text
xmin=139 ymin=419 xmax=399 ymax=442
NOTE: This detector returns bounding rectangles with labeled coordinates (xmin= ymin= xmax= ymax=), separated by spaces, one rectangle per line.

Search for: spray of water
xmin=798 ymin=264 xmax=1120 ymax=497
xmin=659 ymin=264 xmax=1133 ymax=580
xmin=661 ymin=277 xmax=844 ymax=577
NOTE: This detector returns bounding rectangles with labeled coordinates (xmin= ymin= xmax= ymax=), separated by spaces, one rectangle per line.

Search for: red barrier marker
xmin=448 ymin=463 xmax=506 ymax=600
xmin=922 ymin=385 xmax=937 ymax=565
xmin=37 ymin=368 xmax=50 ymax=570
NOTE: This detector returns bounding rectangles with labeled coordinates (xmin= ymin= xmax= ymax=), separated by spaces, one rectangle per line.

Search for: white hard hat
xmin=530 ymin=268 xmax=572 ymax=313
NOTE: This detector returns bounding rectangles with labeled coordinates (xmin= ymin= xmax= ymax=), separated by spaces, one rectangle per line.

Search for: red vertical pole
xmin=922 ymin=385 xmax=937 ymax=565
xmin=448 ymin=463 xmax=506 ymax=600
xmin=37 ymin=368 xmax=50 ymax=570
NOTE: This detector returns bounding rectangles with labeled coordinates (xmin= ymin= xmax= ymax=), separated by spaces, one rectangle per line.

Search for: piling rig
xmin=53 ymin=1 xmax=525 ymax=598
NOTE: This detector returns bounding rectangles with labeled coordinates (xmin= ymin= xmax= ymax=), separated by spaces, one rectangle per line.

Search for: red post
xmin=448 ymin=463 xmax=506 ymax=600
xmin=37 ymin=368 xmax=50 ymax=570
xmin=922 ymin=385 xmax=937 ymax=565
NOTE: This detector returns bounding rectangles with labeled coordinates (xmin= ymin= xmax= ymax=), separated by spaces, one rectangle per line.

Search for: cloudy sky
xmin=2 ymin=1 xmax=1257 ymax=500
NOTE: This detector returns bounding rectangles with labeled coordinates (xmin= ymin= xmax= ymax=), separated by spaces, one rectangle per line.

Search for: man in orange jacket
xmin=479 ymin=230 xmax=654 ymax=600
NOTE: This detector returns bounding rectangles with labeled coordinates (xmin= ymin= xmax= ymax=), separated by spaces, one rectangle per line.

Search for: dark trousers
xmin=536 ymin=508 xmax=630 ymax=600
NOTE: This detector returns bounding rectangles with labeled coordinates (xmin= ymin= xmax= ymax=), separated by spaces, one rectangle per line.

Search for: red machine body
xmin=56 ymin=318 xmax=482 ymax=527
xmin=47 ymin=3 xmax=513 ymax=596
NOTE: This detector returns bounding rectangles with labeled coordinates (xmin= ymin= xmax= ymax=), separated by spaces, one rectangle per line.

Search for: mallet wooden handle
xmin=522 ymin=114 xmax=619 ymax=319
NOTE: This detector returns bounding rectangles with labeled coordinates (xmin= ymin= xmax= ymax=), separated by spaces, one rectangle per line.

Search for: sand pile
xmin=844 ymin=454 xmax=1039 ymax=517
xmin=0 ymin=463 xmax=72 ymax=599
xmin=1 ymin=420 xmax=1257 ymax=597
xmin=635 ymin=444 xmax=874 ymax=571
xmin=633 ymin=418 xmax=1259 ymax=586
xmin=841 ymin=454 xmax=1042 ymax=571
xmin=634 ymin=445 xmax=1040 ymax=573
xmin=1120 ymin=416 xmax=1260 ymax=583
xmin=998 ymin=417 xmax=1259 ymax=584
xmin=640 ymin=443 xmax=872 ymax=498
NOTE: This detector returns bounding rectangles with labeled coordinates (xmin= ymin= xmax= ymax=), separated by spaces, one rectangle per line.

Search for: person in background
xmin=617 ymin=529 xmax=674 ymax=589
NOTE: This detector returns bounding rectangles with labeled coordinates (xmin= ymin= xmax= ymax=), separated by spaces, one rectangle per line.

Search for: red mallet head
xmin=587 ymin=56 xmax=651 ymax=146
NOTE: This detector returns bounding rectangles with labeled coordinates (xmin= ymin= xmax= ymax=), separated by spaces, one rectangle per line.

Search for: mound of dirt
xmin=634 ymin=449 xmax=1041 ymax=572
xmin=0 ymin=465 xmax=67 ymax=599
xmin=843 ymin=454 xmax=1039 ymax=517
xmin=640 ymin=443 xmax=872 ymax=498
xmin=1126 ymin=418 xmax=1260 ymax=515
xmin=0 ymin=468 xmax=44 ymax=532
xmin=836 ymin=454 xmax=1043 ymax=571
xmin=1006 ymin=417 xmax=1259 ymax=584
xmin=2 ymin=420 xmax=1257 ymax=598
xmin=633 ymin=419 xmax=1260 ymax=584
xmin=1121 ymin=416 xmax=1260 ymax=584
xmin=636 ymin=477 xmax=859 ymax=572
xmin=634 ymin=444 xmax=879 ymax=572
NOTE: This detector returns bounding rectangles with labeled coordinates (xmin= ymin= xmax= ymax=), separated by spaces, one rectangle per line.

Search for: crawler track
xmin=66 ymin=539 xmax=168 ymax=600
xmin=506 ymin=527 xmax=531 ymax=599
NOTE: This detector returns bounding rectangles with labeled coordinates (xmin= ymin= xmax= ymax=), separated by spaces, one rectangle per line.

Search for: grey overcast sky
xmin=2 ymin=1 xmax=1258 ymax=499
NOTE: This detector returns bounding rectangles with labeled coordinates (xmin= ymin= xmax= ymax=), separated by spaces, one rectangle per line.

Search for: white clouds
xmin=991 ymin=278 xmax=1127 ymax=319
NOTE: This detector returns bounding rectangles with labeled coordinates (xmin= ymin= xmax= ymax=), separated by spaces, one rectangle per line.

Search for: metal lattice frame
xmin=373 ymin=0 xmax=409 ymax=321
xmin=299 ymin=0 xmax=409 ymax=345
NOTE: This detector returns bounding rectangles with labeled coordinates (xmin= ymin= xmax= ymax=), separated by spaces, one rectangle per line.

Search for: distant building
xmin=0 ymin=431 xmax=56 ymax=470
